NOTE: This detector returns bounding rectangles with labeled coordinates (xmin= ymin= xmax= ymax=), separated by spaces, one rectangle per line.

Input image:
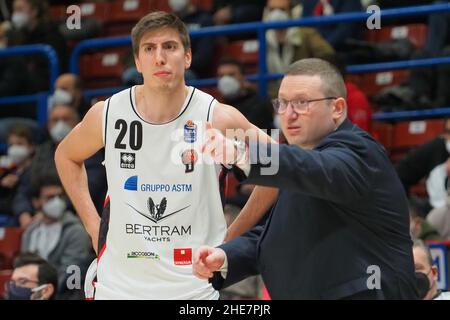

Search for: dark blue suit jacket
xmin=213 ymin=119 xmax=418 ymax=299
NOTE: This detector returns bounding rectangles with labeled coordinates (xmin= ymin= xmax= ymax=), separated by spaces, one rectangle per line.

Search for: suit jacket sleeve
xmin=210 ymin=225 xmax=263 ymax=290
xmin=244 ymin=136 xmax=372 ymax=205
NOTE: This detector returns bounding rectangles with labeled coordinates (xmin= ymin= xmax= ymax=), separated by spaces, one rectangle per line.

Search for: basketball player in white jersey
xmin=55 ymin=11 xmax=277 ymax=299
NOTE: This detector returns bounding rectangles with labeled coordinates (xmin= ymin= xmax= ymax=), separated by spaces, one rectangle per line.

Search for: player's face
xmin=135 ymin=27 xmax=191 ymax=91
xmin=278 ymin=75 xmax=340 ymax=149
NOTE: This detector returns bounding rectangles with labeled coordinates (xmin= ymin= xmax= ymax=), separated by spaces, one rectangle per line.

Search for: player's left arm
xmin=211 ymin=102 xmax=273 ymax=143
xmin=209 ymin=103 xmax=279 ymax=241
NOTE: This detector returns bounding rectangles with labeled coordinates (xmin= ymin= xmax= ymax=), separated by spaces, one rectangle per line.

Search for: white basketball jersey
xmin=96 ymin=86 xmax=226 ymax=299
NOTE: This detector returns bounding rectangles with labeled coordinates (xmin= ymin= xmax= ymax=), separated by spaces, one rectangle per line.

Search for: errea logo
xmin=120 ymin=152 xmax=135 ymax=169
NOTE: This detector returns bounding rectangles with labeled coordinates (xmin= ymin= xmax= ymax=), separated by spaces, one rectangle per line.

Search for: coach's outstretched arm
xmin=55 ymin=101 xmax=105 ymax=254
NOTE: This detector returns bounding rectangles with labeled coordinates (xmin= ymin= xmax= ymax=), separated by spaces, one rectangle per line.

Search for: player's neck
xmin=136 ymin=83 xmax=189 ymax=123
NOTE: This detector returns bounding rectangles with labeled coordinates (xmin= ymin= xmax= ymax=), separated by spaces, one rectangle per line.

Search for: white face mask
xmin=11 ymin=12 xmax=30 ymax=30
xmin=263 ymin=8 xmax=290 ymax=22
xmin=51 ymin=89 xmax=73 ymax=107
xmin=42 ymin=196 xmax=66 ymax=220
xmin=446 ymin=140 xmax=450 ymax=154
xmin=169 ymin=0 xmax=189 ymax=12
xmin=218 ymin=75 xmax=241 ymax=99
xmin=7 ymin=145 xmax=30 ymax=164
xmin=50 ymin=121 xmax=72 ymax=143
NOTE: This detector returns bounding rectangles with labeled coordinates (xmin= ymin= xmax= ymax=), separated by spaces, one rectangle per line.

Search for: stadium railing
xmin=67 ymin=2 xmax=450 ymax=122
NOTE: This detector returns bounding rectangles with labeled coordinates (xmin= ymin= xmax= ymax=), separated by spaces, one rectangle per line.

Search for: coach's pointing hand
xmin=201 ymin=122 xmax=245 ymax=165
xmin=193 ymin=246 xmax=226 ymax=280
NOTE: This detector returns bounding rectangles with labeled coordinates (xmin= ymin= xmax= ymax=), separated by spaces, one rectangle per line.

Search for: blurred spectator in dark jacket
xmin=301 ymin=0 xmax=362 ymax=50
xmin=217 ymin=58 xmax=274 ymax=131
xmin=396 ymin=118 xmax=450 ymax=212
xmin=0 ymin=125 xmax=35 ymax=226
xmin=213 ymin=0 xmax=265 ymax=25
xmin=170 ymin=0 xmax=215 ymax=80
xmin=48 ymin=73 xmax=91 ymax=119
xmin=0 ymin=20 xmax=36 ymax=118
xmin=263 ymin=0 xmax=335 ymax=98
xmin=7 ymin=0 xmax=67 ymax=92
xmin=0 ymin=21 xmax=32 ymax=97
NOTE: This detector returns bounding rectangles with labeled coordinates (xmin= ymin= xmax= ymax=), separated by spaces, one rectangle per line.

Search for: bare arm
xmin=225 ymin=186 xmax=278 ymax=241
xmin=55 ymin=101 xmax=104 ymax=254
xmin=212 ymin=103 xmax=279 ymax=241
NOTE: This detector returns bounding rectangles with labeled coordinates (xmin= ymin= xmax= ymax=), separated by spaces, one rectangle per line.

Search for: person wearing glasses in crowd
xmin=4 ymin=252 xmax=58 ymax=300
xmin=194 ymin=58 xmax=418 ymax=299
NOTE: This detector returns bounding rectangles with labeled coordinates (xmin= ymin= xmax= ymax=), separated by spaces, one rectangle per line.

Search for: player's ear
xmin=134 ymin=52 xmax=142 ymax=73
xmin=185 ymin=47 xmax=192 ymax=70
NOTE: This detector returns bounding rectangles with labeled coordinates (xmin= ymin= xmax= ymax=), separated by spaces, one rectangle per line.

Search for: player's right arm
xmin=55 ymin=101 xmax=105 ymax=254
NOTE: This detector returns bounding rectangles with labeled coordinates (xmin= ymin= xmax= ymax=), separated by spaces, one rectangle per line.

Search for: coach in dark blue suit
xmin=194 ymin=58 xmax=418 ymax=299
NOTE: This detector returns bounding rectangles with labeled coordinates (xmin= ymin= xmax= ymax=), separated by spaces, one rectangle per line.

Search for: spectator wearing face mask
xmin=48 ymin=74 xmax=91 ymax=119
xmin=169 ymin=0 xmax=215 ymax=80
xmin=28 ymin=104 xmax=107 ymax=220
xmin=217 ymin=58 xmax=274 ymax=131
xmin=263 ymin=0 xmax=335 ymax=99
xmin=7 ymin=0 xmax=67 ymax=93
xmin=21 ymin=174 xmax=93 ymax=300
xmin=0 ymin=125 xmax=35 ymax=227
xmin=5 ymin=252 xmax=57 ymax=300
xmin=413 ymin=239 xmax=450 ymax=300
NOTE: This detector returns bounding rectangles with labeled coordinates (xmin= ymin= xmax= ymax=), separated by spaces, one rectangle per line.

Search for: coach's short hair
xmin=131 ymin=11 xmax=190 ymax=56
xmin=286 ymin=58 xmax=347 ymax=99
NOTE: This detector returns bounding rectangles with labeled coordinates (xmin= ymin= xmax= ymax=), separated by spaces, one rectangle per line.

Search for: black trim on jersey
xmin=98 ymin=199 xmax=110 ymax=255
xmin=104 ymin=98 xmax=111 ymax=146
xmin=206 ymin=97 xmax=215 ymax=122
xmin=219 ymin=166 xmax=228 ymax=209
xmin=129 ymin=86 xmax=195 ymax=125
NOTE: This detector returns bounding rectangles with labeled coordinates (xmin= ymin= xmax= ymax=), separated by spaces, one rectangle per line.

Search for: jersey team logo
xmin=174 ymin=248 xmax=192 ymax=265
xmin=181 ymin=149 xmax=198 ymax=173
xmin=184 ymin=120 xmax=197 ymax=143
xmin=126 ymin=197 xmax=190 ymax=223
xmin=120 ymin=152 xmax=135 ymax=169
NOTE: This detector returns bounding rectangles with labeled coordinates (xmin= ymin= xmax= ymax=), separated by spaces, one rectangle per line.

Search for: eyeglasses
xmin=272 ymin=97 xmax=337 ymax=114
xmin=7 ymin=278 xmax=39 ymax=288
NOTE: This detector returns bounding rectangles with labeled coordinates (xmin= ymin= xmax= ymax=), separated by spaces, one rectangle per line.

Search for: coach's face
xmin=135 ymin=27 xmax=192 ymax=91
xmin=278 ymin=75 xmax=346 ymax=149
